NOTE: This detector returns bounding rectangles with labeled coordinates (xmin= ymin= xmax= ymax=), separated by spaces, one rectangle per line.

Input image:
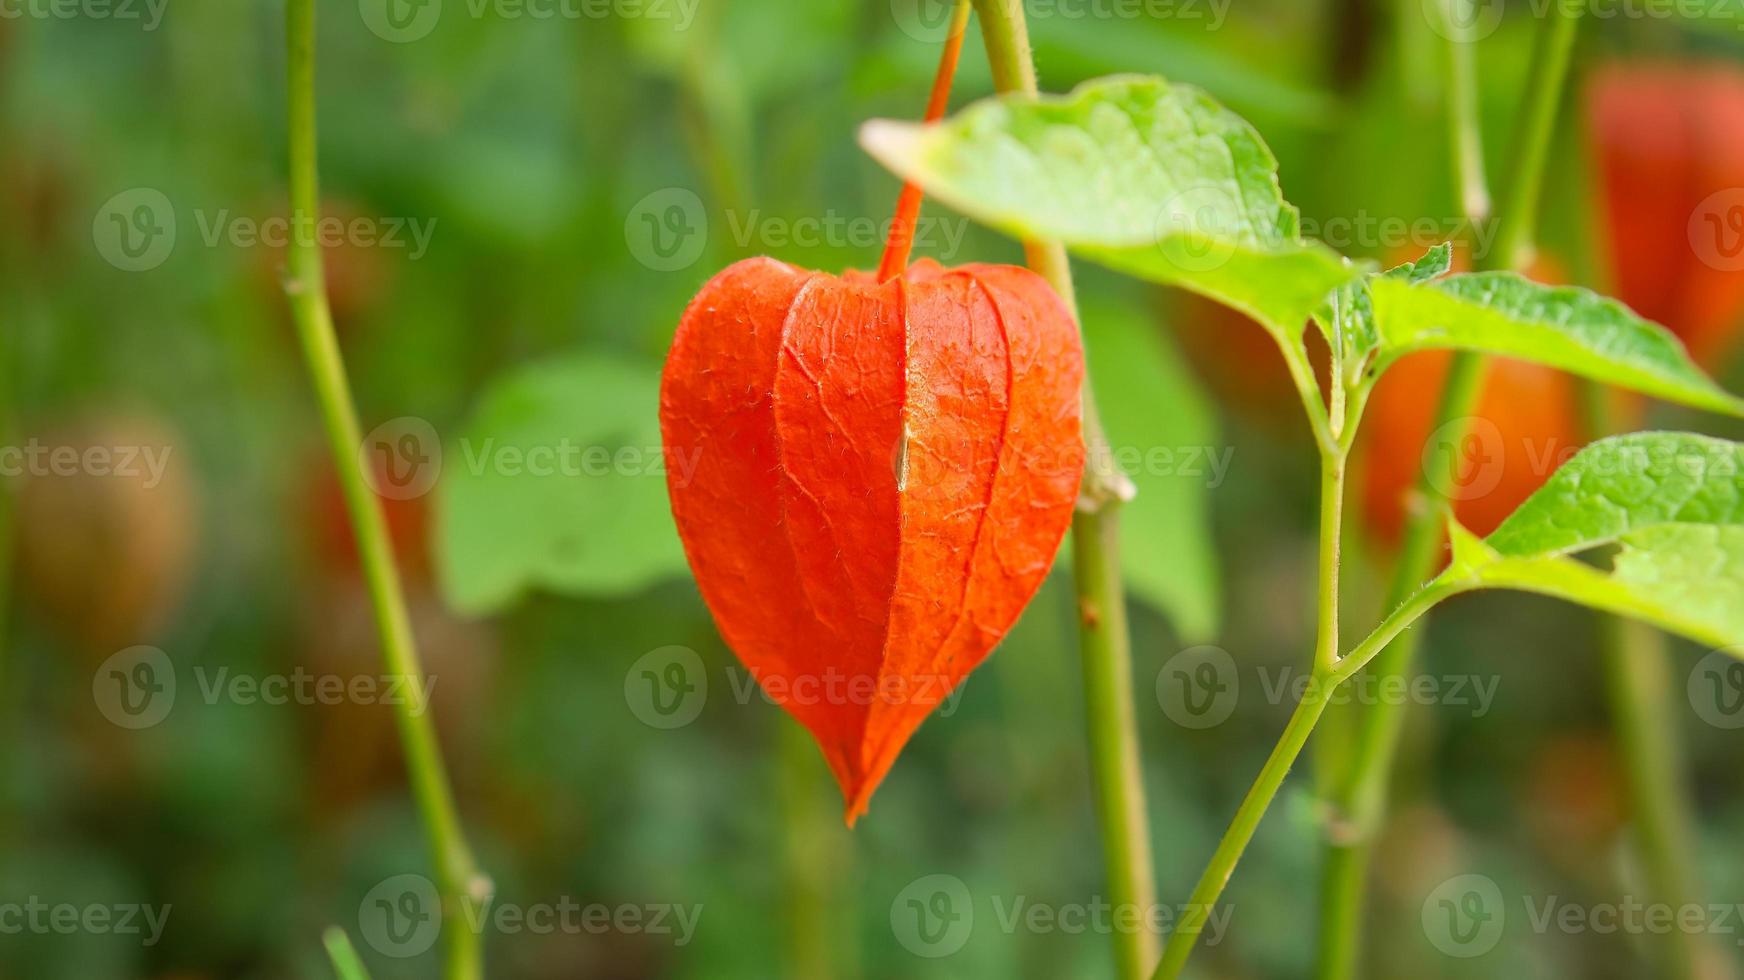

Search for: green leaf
xmin=1316 ymin=244 xmax=1454 ymax=379
xmin=1368 ymin=273 xmax=1744 ymax=416
xmin=1077 ymin=297 xmax=1222 ymax=642
xmin=859 ymin=74 xmax=1360 ymax=336
xmin=435 ymin=355 xmax=688 ymax=616
xmin=322 ymin=927 xmax=373 ymax=980
xmin=1318 ymin=244 xmax=1447 ymax=369
xmin=1387 ymin=242 xmax=1454 ymax=284
xmin=1436 ymin=433 xmax=1744 ymax=647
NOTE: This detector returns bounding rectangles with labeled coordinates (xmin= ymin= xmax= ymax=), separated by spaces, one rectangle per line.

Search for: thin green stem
xmin=1311 ymin=5 xmax=1581 ymax=974
xmin=1149 ymin=442 xmax=1376 ymax=980
xmin=1284 ymin=341 xmax=1336 ymax=457
xmin=1315 ymin=455 xmax=1346 ymax=676
xmin=1578 ymin=388 xmax=1720 ymax=980
xmin=323 ymin=927 xmax=376 ymax=980
xmin=285 ymin=3 xmax=487 ymax=977
xmin=778 ymin=721 xmax=838 ymax=980
xmin=1154 ymin=685 xmax=1332 ymax=980
xmin=1486 ymin=0 xmax=1581 ymax=273
xmin=1146 ymin=578 xmax=1463 ymax=980
xmin=972 ymin=3 xmax=1154 ymax=975
xmin=1443 ymin=0 xmax=1490 ymax=232
xmin=1599 ymin=618 xmax=1711 ymax=980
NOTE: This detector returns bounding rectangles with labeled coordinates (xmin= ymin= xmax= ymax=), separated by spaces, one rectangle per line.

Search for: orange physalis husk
xmin=659 ymin=256 xmax=1085 ymax=823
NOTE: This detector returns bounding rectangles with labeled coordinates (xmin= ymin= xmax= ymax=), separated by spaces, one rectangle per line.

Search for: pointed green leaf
xmin=1389 ymin=242 xmax=1454 ymax=284
xmin=1434 ymin=433 xmax=1744 ymax=647
xmin=1369 ymin=273 xmax=1744 ymax=416
xmin=435 ymin=355 xmax=688 ymax=616
xmin=1316 ymin=243 xmax=1455 ymax=379
xmin=859 ymin=74 xmax=1360 ymax=335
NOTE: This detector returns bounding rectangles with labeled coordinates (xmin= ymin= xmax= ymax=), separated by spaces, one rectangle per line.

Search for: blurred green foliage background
xmin=4 ymin=0 xmax=1744 ymax=977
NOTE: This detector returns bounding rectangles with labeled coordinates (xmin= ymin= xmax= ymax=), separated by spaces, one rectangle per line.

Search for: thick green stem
xmin=285 ymin=3 xmax=487 ymax=976
xmin=1072 ymin=506 xmax=1160 ymax=978
xmin=971 ymin=3 xmax=1154 ymax=976
xmin=1312 ymin=5 xmax=1581 ymax=976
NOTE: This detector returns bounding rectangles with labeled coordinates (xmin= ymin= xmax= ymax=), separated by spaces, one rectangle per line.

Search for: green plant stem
xmin=285 ymin=3 xmax=488 ymax=977
xmin=1312 ymin=6 xmax=1581 ymax=976
xmin=1159 ymin=685 xmax=1332 ymax=979
xmin=1316 ymin=455 xmax=1346 ymax=676
xmin=324 ymin=927 xmax=376 ymax=980
xmin=971 ymin=3 xmax=1154 ymax=976
xmin=1149 ymin=580 xmax=1463 ymax=980
xmin=1071 ymin=507 xmax=1159 ymax=979
xmin=1600 ymin=617 xmax=1710 ymax=980
xmin=1154 ymin=443 xmax=1348 ymax=979
xmin=1577 ymin=387 xmax=1718 ymax=980
xmin=1442 ymin=0 xmax=1490 ymax=230
xmin=778 ymin=720 xmax=838 ymax=980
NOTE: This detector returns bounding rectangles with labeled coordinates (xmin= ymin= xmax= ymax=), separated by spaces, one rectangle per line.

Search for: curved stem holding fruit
xmin=877 ymin=0 xmax=972 ymax=282
xmin=1312 ymin=4 xmax=1582 ymax=976
xmin=971 ymin=3 xmax=1153 ymax=976
xmin=285 ymin=3 xmax=488 ymax=977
